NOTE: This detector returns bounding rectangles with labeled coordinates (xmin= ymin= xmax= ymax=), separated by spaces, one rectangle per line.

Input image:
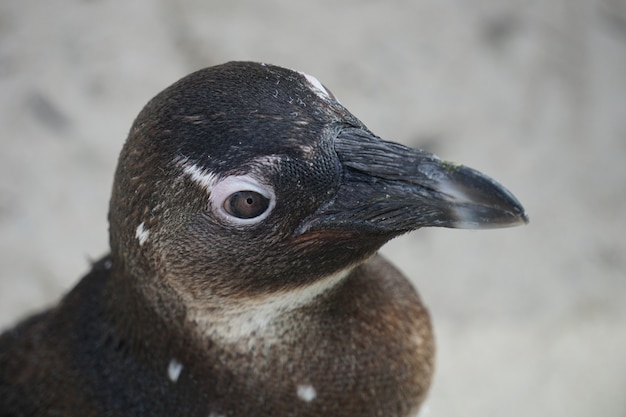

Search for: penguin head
xmin=109 ymin=61 xmax=527 ymax=300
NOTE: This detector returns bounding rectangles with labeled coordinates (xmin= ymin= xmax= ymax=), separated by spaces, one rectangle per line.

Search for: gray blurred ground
xmin=1 ymin=1 xmax=625 ymax=416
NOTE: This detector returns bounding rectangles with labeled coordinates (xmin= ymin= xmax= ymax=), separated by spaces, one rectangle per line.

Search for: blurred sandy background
xmin=1 ymin=1 xmax=625 ymax=416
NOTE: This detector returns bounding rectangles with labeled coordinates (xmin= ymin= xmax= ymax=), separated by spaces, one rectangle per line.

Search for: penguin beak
xmin=298 ymin=128 xmax=528 ymax=236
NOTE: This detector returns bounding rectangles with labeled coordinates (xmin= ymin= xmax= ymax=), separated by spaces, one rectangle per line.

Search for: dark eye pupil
xmin=225 ymin=191 xmax=270 ymax=219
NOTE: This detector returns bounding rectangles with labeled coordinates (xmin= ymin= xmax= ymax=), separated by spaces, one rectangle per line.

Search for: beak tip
xmin=504 ymin=192 xmax=530 ymax=227
xmin=442 ymin=164 xmax=529 ymax=230
xmin=447 ymin=191 xmax=529 ymax=230
xmin=520 ymin=210 xmax=530 ymax=225
xmin=505 ymin=197 xmax=530 ymax=226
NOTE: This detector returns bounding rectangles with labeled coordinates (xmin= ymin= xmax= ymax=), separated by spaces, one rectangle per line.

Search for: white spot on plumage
xmin=167 ymin=358 xmax=183 ymax=383
xmin=135 ymin=222 xmax=150 ymax=246
xmin=297 ymin=384 xmax=317 ymax=402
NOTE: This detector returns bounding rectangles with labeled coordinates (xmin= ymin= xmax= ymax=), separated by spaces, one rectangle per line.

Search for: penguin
xmin=0 ymin=61 xmax=527 ymax=417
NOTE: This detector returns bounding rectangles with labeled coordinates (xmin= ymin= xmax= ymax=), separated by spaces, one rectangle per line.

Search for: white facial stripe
xmin=180 ymin=162 xmax=219 ymax=192
xmin=298 ymin=71 xmax=331 ymax=101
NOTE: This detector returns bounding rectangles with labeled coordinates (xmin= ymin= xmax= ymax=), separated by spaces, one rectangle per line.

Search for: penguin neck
xmin=103 ymin=262 xmax=190 ymax=360
xmin=104 ymin=260 xmax=355 ymax=355
xmin=184 ymin=267 xmax=353 ymax=347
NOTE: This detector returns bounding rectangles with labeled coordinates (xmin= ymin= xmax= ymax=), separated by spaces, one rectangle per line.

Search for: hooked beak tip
xmin=438 ymin=164 xmax=529 ymax=229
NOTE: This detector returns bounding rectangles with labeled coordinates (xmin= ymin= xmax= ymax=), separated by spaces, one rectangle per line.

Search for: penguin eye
xmin=224 ymin=191 xmax=270 ymax=219
xmin=209 ymin=175 xmax=276 ymax=225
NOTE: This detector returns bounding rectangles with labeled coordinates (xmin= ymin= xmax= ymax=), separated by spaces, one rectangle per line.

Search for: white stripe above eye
xmin=179 ymin=161 xmax=219 ymax=192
